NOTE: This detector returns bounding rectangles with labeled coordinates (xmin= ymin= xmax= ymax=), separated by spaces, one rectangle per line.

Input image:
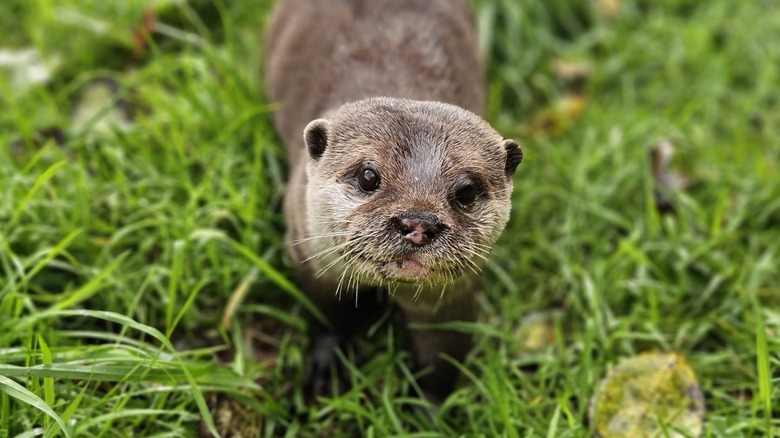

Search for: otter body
xmin=265 ymin=0 xmax=521 ymax=403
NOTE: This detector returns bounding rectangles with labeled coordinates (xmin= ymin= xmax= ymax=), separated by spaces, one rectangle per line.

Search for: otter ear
xmin=502 ymin=139 xmax=523 ymax=177
xmin=304 ymin=119 xmax=329 ymax=161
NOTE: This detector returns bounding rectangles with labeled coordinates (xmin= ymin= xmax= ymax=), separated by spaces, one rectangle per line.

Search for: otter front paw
xmin=303 ymin=333 xmax=350 ymax=401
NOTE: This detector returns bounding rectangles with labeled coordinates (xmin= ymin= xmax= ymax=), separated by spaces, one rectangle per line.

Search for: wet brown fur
xmin=264 ymin=0 xmax=521 ymax=404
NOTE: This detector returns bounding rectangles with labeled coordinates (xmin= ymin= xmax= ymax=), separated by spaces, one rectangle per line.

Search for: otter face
xmin=302 ymin=98 xmax=521 ymax=288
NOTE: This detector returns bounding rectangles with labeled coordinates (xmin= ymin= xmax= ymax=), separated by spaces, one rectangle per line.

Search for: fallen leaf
xmin=200 ymin=393 xmax=261 ymax=438
xmin=132 ymin=9 xmax=157 ymax=59
xmin=649 ymin=139 xmax=689 ymax=214
xmin=595 ymin=0 xmax=622 ymax=20
xmin=523 ymin=95 xmax=588 ymax=136
xmin=0 ymin=48 xmax=59 ymax=94
xmin=552 ymin=58 xmax=591 ymax=92
xmin=220 ymin=269 xmax=259 ymax=332
xmin=515 ymin=311 xmax=558 ymax=352
xmin=590 ymin=351 xmax=705 ymax=438
xmin=71 ymin=77 xmax=133 ymax=136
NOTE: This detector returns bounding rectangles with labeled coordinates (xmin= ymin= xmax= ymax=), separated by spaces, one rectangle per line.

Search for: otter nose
xmin=392 ymin=212 xmax=442 ymax=246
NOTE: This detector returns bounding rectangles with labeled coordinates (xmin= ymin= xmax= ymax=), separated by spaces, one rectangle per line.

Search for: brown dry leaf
xmin=650 ymin=140 xmax=688 ymax=190
xmin=553 ymin=59 xmax=591 ymax=81
xmin=132 ymin=9 xmax=157 ymax=59
xmin=515 ymin=311 xmax=557 ymax=352
xmin=590 ymin=351 xmax=705 ymax=438
xmin=552 ymin=59 xmax=591 ymax=92
xmin=220 ymin=269 xmax=259 ymax=331
xmin=524 ymin=95 xmax=588 ymax=137
xmin=200 ymin=393 xmax=261 ymax=438
xmin=595 ymin=0 xmax=622 ymax=20
xmin=71 ymin=78 xmax=133 ymax=136
xmin=649 ymin=139 xmax=690 ymax=214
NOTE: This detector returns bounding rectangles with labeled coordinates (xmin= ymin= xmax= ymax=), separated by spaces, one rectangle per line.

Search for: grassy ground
xmin=1 ymin=0 xmax=778 ymax=436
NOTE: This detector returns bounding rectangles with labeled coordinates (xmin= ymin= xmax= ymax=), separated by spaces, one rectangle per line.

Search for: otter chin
xmin=385 ymin=258 xmax=428 ymax=281
xmin=365 ymin=257 xmax=442 ymax=284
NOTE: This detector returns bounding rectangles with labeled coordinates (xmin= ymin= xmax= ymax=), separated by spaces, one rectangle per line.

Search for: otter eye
xmin=358 ymin=168 xmax=380 ymax=192
xmin=453 ymin=183 xmax=481 ymax=208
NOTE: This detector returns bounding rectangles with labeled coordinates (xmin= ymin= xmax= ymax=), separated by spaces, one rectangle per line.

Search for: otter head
xmin=303 ymin=97 xmax=521 ymax=288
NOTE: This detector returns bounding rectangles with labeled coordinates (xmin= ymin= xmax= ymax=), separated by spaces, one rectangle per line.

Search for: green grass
xmin=1 ymin=0 xmax=778 ymax=436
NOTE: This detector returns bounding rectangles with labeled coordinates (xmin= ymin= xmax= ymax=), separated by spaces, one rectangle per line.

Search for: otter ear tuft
xmin=502 ymin=139 xmax=523 ymax=177
xmin=304 ymin=119 xmax=329 ymax=160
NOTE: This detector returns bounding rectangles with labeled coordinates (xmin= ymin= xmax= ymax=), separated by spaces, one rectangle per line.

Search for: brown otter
xmin=264 ymin=0 xmax=522 ymax=404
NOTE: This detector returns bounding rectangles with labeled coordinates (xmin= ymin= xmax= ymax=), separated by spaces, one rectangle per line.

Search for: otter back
xmin=264 ymin=0 xmax=484 ymax=160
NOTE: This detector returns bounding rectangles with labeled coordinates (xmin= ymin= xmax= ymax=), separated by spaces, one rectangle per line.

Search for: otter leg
xmin=303 ymin=282 xmax=389 ymax=400
xmin=401 ymin=293 xmax=477 ymax=405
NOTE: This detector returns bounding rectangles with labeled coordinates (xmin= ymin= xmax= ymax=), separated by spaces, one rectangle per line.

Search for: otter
xmin=264 ymin=0 xmax=522 ymax=404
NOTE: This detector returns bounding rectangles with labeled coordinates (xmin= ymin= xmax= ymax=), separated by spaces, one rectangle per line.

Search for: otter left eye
xmin=453 ymin=183 xmax=481 ymax=208
xmin=358 ymin=168 xmax=380 ymax=192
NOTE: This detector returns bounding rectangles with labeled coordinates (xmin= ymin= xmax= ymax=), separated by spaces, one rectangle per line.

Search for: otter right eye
xmin=358 ymin=168 xmax=380 ymax=192
xmin=455 ymin=184 xmax=479 ymax=206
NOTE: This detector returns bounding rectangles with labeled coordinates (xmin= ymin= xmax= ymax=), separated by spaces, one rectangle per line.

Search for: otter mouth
xmin=351 ymin=253 xmax=452 ymax=283
xmin=387 ymin=258 xmax=428 ymax=281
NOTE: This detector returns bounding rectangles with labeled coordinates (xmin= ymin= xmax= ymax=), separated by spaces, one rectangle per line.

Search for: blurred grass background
xmin=0 ymin=0 xmax=778 ymax=436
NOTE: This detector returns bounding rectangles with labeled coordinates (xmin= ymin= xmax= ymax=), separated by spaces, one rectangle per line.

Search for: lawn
xmin=0 ymin=0 xmax=778 ymax=436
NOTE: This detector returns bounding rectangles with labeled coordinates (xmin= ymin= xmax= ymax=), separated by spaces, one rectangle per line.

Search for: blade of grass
xmin=0 ymin=375 xmax=70 ymax=438
xmin=0 ymin=362 xmax=212 ymax=381
xmin=545 ymin=403 xmax=562 ymax=438
xmin=0 ymin=310 xmax=170 ymax=347
xmin=167 ymin=277 xmax=208 ymax=338
xmin=36 ymin=336 xmax=55 ymax=424
xmin=44 ymin=382 xmax=86 ymax=438
xmin=2 ymin=229 xmax=82 ymax=295
xmin=754 ymin=299 xmax=771 ymax=421
xmin=165 ymin=240 xmax=185 ymax=331
xmin=74 ymin=409 xmax=199 ymax=435
xmin=50 ymin=253 xmax=127 ymax=311
xmin=10 ymin=160 xmax=67 ymax=226
xmin=220 ymin=268 xmax=257 ymax=332
xmin=1 ymin=390 xmax=8 ymax=432
xmin=227 ymin=238 xmax=327 ymax=325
